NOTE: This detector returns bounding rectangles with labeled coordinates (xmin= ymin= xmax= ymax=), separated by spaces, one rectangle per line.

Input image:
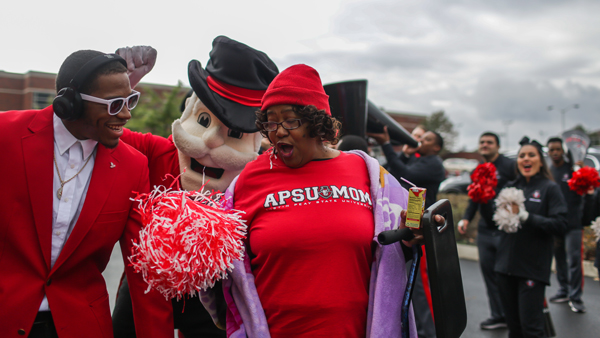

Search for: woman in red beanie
xmin=219 ymin=64 xmax=423 ymax=338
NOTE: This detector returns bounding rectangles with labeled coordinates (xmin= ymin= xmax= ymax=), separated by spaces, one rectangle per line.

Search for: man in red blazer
xmin=0 ymin=50 xmax=173 ymax=337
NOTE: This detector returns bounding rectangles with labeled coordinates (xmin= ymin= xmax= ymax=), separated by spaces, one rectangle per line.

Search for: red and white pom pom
xmin=591 ymin=217 xmax=600 ymax=241
xmin=129 ymin=183 xmax=247 ymax=301
xmin=493 ymin=187 xmax=525 ymax=233
xmin=467 ymin=162 xmax=498 ymax=204
xmin=568 ymin=167 xmax=600 ymax=196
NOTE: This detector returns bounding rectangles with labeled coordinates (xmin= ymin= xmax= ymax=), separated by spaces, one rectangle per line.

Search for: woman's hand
xmin=457 ymin=219 xmax=469 ymax=235
xmin=399 ymin=210 xmax=446 ymax=247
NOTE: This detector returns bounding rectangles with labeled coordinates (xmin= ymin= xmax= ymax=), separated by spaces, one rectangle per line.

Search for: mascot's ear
xmin=180 ymin=89 xmax=194 ymax=113
xmin=180 ymin=93 xmax=199 ymax=121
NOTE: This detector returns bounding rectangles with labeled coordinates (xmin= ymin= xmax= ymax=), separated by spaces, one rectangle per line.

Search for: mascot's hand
xmin=115 ymin=45 xmax=157 ymax=88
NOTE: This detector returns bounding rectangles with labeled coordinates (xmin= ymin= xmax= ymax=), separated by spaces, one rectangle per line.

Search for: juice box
xmin=406 ymin=187 xmax=426 ymax=229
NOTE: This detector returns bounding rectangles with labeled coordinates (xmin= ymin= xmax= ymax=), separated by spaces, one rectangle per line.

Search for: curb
xmin=457 ymin=244 xmax=597 ymax=278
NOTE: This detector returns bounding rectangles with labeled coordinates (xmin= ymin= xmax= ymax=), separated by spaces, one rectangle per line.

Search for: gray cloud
xmin=273 ymin=0 xmax=600 ymax=151
xmin=6 ymin=0 xmax=597 ymax=152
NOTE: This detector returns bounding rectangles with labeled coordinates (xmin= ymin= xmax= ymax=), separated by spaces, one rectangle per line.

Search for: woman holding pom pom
xmin=494 ymin=137 xmax=569 ymax=337
xmin=216 ymin=64 xmax=439 ymax=338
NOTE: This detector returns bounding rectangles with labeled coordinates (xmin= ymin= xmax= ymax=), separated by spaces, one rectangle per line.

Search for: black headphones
xmin=53 ymin=53 xmax=127 ymax=121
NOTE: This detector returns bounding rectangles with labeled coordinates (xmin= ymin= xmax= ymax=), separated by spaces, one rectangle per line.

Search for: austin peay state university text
xmin=263 ymin=185 xmax=373 ymax=210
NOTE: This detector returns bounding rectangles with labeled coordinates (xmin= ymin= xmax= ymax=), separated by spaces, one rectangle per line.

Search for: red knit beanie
xmin=261 ymin=64 xmax=331 ymax=115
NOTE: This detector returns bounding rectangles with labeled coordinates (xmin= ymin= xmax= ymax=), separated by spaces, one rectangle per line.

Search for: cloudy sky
xmin=2 ymin=0 xmax=599 ymax=151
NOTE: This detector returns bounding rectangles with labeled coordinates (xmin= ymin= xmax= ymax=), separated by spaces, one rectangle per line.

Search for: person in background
xmin=337 ymin=134 xmax=369 ymax=153
xmin=546 ymin=137 xmax=586 ymax=313
xmin=368 ymin=127 xmax=445 ymax=208
xmin=0 ymin=50 xmax=173 ymax=338
xmin=458 ymin=131 xmax=516 ymax=330
xmin=368 ymin=126 xmax=445 ymax=338
xmin=495 ymin=137 xmax=568 ymax=338
xmin=582 ymin=186 xmax=600 ymax=283
xmin=401 ymin=124 xmax=426 ymax=159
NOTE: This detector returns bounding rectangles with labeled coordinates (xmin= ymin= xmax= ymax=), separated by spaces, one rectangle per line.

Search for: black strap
xmin=70 ymin=54 xmax=126 ymax=90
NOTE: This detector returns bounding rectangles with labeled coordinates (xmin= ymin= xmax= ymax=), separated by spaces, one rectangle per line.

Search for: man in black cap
xmin=369 ymin=127 xmax=445 ymax=208
xmin=0 ymin=49 xmax=173 ymax=338
xmin=111 ymin=36 xmax=279 ymax=337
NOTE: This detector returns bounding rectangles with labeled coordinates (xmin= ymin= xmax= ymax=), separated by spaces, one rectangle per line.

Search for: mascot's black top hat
xmin=188 ymin=36 xmax=279 ymax=133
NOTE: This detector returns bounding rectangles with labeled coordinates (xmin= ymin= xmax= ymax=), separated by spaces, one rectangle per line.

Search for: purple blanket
xmin=200 ymin=150 xmax=416 ymax=338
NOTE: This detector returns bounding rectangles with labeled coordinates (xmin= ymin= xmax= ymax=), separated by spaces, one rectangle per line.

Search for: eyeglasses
xmin=80 ymin=90 xmax=140 ymax=115
xmin=261 ymin=118 xmax=303 ymax=132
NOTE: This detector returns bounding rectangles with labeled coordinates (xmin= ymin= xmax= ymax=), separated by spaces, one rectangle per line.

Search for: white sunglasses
xmin=80 ymin=90 xmax=140 ymax=115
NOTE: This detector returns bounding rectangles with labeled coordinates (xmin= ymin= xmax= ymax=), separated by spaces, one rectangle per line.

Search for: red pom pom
xmin=467 ymin=162 xmax=498 ymax=204
xmin=128 ymin=181 xmax=247 ymax=300
xmin=568 ymin=167 xmax=600 ymax=196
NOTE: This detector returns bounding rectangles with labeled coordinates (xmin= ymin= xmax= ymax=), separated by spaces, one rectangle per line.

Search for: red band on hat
xmin=207 ymin=76 xmax=265 ymax=107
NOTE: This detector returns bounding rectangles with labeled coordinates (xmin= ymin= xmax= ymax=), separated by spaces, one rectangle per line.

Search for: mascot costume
xmin=111 ymin=36 xmax=279 ymax=338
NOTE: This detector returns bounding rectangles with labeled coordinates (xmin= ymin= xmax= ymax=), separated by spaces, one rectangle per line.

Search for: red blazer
xmin=0 ymin=107 xmax=173 ymax=338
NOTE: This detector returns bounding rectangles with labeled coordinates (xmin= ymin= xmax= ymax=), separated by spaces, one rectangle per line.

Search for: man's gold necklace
xmin=53 ymin=153 xmax=93 ymax=199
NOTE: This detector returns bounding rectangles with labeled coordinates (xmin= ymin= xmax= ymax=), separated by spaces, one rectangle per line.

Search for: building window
xmin=33 ymin=92 xmax=53 ymax=109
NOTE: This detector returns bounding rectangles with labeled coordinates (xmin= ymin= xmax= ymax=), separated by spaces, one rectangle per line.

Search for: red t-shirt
xmin=234 ymin=151 xmax=374 ymax=338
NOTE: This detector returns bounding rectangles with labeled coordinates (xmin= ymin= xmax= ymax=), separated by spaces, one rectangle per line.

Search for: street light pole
xmin=548 ymin=104 xmax=579 ymax=132
xmin=503 ymin=120 xmax=513 ymax=149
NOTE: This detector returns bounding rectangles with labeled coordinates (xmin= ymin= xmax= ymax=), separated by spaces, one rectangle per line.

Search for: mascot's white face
xmin=172 ymin=93 xmax=262 ymax=192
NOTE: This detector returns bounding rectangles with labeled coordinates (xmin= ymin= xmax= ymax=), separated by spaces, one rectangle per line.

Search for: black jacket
xmin=463 ymin=154 xmax=517 ymax=235
xmin=494 ymin=174 xmax=568 ymax=284
xmin=582 ymin=188 xmax=599 ymax=226
xmin=582 ymin=188 xmax=600 ymax=268
xmin=550 ymin=162 xmax=583 ymax=229
xmin=381 ymin=143 xmax=445 ymax=208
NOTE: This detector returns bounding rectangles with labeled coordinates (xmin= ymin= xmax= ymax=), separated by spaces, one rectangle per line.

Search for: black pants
xmin=406 ymin=260 xmax=436 ymax=338
xmin=112 ymin=276 xmax=226 ymax=338
xmin=497 ymin=274 xmax=547 ymax=338
xmin=477 ymin=232 xmax=505 ymax=319
xmin=28 ymin=312 xmax=58 ymax=338
xmin=553 ymin=229 xmax=583 ymax=301
xmin=596 ymin=239 xmax=600 ymax=283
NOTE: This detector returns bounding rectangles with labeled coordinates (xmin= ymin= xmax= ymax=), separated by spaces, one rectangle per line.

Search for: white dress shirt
xmin=39 ymin=115 xmax=98 ymax=312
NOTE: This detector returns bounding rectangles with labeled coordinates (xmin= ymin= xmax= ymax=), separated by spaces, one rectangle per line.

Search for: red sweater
xmin=121 ymin=129 xmax=180 ymax=189
xmin=234 ymin=152 xmax=374 ymax=337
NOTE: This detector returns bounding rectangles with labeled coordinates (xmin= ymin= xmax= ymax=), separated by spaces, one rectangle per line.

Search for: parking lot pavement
xmin=461 ymin=258 xmax=599 ymax=338
xmin=104 ymin=244 xmax=599 ymax=337
xmin=103 ymin=243 xmax=124 ymax=312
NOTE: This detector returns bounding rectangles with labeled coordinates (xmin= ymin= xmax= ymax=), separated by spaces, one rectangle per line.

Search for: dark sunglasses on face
xmin=261 ymin=118 xmax=303 ymax=132
xmin=80 ymin=90 xmax=140 ymax=115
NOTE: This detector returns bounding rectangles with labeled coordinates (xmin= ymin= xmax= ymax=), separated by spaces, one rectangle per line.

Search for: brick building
xmin=0 ymin=70 xmax=186 ymax=112
xmin=1 ymin=70 xmax=433 ymax=138
xmin=0 ymin=71 xmax=57 ymax=111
